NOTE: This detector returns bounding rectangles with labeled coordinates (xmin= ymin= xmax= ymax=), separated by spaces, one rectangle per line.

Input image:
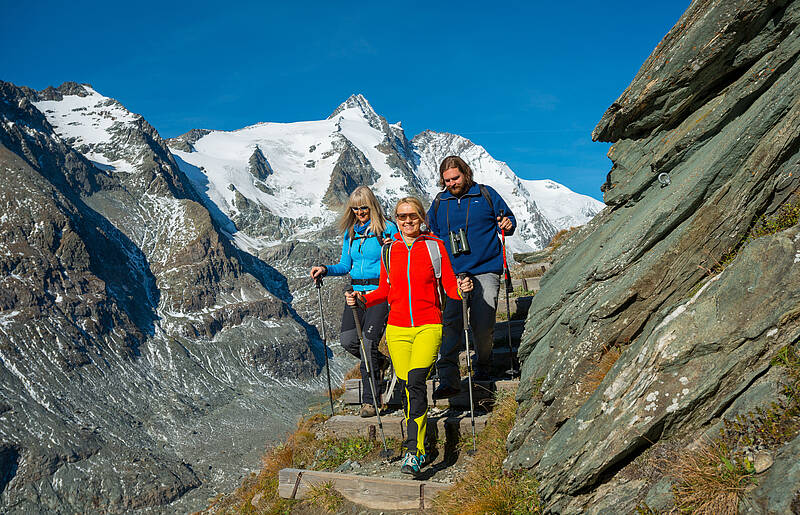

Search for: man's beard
xmin=447 ymin=182 xmax=467 ymax=196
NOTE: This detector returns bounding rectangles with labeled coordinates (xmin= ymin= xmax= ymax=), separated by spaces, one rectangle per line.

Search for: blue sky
xmin=2 ymin=1 xmax=690 ymax=200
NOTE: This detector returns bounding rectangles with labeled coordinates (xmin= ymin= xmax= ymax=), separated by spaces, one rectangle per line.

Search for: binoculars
xmin=448 ymin=228 xmax=470 ymax=255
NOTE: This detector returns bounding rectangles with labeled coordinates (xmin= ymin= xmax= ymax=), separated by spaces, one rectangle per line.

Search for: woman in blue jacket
xmin=310 ymin=186 xmax=399 ymax=417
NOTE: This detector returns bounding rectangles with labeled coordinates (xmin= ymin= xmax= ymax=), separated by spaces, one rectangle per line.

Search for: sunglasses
xmin=351 ymin=206 xmax=370 ymax=212
xmin=396 ymin=213 xmax=420 ymax=221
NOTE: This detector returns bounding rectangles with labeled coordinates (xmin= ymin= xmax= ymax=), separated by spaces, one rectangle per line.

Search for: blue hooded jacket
xmin=426 ymin=184 xmax=516 ymax=275
xmin=326 ymin=219 xmax=399 ymax=292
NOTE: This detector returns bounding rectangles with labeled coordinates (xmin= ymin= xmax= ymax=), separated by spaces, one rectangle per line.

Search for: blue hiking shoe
xmin=400 ymin=452 xmax=421 ymax=476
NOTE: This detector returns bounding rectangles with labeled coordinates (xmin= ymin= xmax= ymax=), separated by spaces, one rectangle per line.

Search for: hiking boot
xmin=359 ymin=403 xmax=376 ymax=417
xmin=432 ymin=383 xmax=460 ymax=400
xmin=418 ymin=449 xmax=437 ymax=468
xmin=400 ymin=452 xmax=421 ymax=476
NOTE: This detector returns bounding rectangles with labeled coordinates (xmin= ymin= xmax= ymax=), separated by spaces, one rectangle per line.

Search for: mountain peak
xmin=328 ymin=93 xmax=375 ymax=118
xmin=328 ymin=94 xmax=388 ymax=133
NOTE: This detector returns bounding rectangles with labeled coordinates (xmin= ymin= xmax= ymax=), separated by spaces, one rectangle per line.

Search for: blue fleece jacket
xmin=326 ymin=220 xmax=399 ymax=292
xmin=426 ymin=184 xmax=516 ymax=275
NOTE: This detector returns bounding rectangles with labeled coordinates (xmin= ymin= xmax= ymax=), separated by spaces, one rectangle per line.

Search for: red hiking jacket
xmin=364 ymin=233 xmax=461 ymax=327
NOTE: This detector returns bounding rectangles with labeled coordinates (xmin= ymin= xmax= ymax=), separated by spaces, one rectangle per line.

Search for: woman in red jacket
xmin=346 ymin=197 xmax=472 ymax=476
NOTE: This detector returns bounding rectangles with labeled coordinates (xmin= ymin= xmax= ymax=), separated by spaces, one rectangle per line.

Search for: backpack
xmin=431 ymin=183 xmax=495 ymax=220
xmin=381 ymin=238 xmax=445 ymax=305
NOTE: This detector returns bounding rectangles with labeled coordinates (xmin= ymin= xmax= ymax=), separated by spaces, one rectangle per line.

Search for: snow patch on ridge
xmin=33 ymin=86 xmax=139 ymax=173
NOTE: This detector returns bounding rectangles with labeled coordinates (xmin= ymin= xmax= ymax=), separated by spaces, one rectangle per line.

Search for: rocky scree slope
xmin=507 ymin=0 xmax=800 ymax=512
xmin=0 ymin=81 xmax=323 ymax=513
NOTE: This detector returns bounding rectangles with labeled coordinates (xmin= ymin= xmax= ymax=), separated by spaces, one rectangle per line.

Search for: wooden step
xmin=278 ymin=468 xmax=451 ymax=509
xmin=324 ymin=412 xmax=488 ymax=440
xmin=343 ymin=378 xmax=519 ymax=408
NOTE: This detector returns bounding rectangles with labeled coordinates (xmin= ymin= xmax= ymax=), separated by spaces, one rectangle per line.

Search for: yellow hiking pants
xmin=386 ymin=324 xmax=442 ymax=456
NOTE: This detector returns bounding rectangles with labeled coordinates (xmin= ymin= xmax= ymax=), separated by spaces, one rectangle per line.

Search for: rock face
xmin=322 ymin=136 xmax=381 ymax=207
xmin=507 ymin=0 xmax=800 ymax=512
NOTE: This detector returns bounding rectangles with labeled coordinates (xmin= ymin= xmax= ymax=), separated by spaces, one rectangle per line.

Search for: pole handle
xmin=457 ymin=273 xmax=471 ymax=302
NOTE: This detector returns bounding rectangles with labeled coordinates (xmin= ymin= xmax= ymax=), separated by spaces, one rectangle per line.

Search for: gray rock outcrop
xmin=322 ymin=135 xmax=380 ymax=207
xmin=248 ymin=144 xmax=274 ymax=180
xmin=507 ymin=0 xmax=800 ymax=512
xmin=166 ymin=128 xmax=211 ymax=152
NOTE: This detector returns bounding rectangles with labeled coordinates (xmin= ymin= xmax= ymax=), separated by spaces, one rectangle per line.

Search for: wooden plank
xmin=342 ymin=379 xmax=362 ymax=405
xmin=278 ymin=468 xmax=451 ymax=509
xmin=344 ymin=377 xmax=519 ymax=408
xmin=342 ymin=377 xmax=402 ymax=406
xmin=324 ymin=413 xmax=489 ymax=440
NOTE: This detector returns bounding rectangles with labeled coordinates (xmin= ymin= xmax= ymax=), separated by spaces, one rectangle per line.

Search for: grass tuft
xmin=748 ymin=199 xmax=800 ymax=239
xmin=669 ymin=344 xmax=800 ymax=514
xmin=302 ymin=482 xmax=344 ymax=513
xmin=207 ymin=415 xmax=326 ymax=513
xmin=548 ymin=226 xmax=578 ymax=251
xmin=583 ymin=344 xmax=623 ymax=395
xmin=435 ymin=387 xmax=541 ymax=514
xmin=670 ymin=439 xmax=755 ymax=514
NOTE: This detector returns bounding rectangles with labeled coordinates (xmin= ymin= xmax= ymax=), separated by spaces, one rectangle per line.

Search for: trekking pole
xmin=314 ymin=277 xmax=335 ymax=416
xmin=499 ymin=210 xmax=517 ymax=379
xmin=349 ymin=291 xmax=393 ymax=459
xmin=458 ymin=273 xmax=478 ymax=456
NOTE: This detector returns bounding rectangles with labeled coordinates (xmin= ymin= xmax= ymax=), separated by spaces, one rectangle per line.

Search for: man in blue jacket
xmin=427 ymin=155 xmax=516 ymax=398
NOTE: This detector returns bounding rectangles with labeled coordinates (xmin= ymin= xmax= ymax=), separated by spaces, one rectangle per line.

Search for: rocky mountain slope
xmin=507 ymin=0 xmax=800 ymax=512
xmin=0 ymin=81 xmax=324 ymax=513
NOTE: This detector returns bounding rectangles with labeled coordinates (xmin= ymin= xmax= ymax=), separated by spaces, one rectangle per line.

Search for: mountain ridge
xmin=166 ymin=92 xmax=603 ymax=253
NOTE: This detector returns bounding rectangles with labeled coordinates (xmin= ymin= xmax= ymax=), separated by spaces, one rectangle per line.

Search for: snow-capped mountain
xmin=169 ymin=93 xmax=604 ymax=253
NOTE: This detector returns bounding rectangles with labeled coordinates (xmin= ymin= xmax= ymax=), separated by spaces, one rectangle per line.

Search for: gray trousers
xmin=437 ymin=272 xmax=500 ymax=387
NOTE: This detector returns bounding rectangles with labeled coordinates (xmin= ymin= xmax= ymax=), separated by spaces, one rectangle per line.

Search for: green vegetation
xmin=435 ymin=387 xmax=541 ymax=514
xmin=722 ymin=345 xmax=800 ymax=450
xmin=702 ymin=195 xmax=800 ymax=276
xmin=748 ymin=200 xmax=800 ymax=240
xmin=311 ymin=436 xmax=377 ymax=470
xmin=303 ymin=482 xmax=344 ymax=513
xmin=669 ymin=344 xmax=800 ymax=514
xmin=512 ymin=285 xmax=537 ymax=297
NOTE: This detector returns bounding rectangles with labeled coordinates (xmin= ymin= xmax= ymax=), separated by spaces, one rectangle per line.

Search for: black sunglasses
xmin=351 ymin=206 xmax=370 ymax=212
xmin=396 ymin=213 xmax=420 ymax=221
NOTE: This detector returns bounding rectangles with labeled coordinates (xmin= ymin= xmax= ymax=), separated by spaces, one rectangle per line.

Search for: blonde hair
xmin=395 ymin=197 xmax=426 ymax=226
xmin=337 ymin=186 xmax=388 ymax=240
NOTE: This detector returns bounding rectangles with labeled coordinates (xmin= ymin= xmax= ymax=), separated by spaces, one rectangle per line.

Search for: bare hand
xmin=345 ymin=290 xmax=363 ymax=306
xmin=458 ymin=276 xmax=473 ymax=292
xmin=497 ymin=216 xmax=512 ymax=232
xmin=382 ymin=236 xmax=393 ymax=245
xmin=310 ymin=266 xmax=326 ymax=279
